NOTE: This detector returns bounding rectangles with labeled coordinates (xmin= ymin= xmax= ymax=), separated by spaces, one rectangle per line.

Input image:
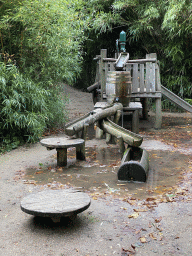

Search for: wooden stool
xmin=21 ymin=189 xmax=91 ymax=223
xmin=122 ymin=102 xmax=142 ymax=134
xmin=40 ymin=137 xmax=85 ymax=166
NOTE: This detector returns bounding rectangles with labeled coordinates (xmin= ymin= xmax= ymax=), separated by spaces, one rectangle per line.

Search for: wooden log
xmin=76 ymin=141 xmax=85 ymax=161
xmin=95 ymin=126 xmax=103 ymax=139
xmin=81 ymin=123 xmax=89 ymax=140
xmin=117 ymin=147 xmax=149 ymax=182
xmin=56 ymin=148 xmax=67 ymax=167
xmin=65 ymin=103 xmax=123 ymax=136
xmin=99 ymin=118 xmax=143 ymax=147
xmin=132 ymin=109 xmax=139 ymax=134
xmin=114 ymin=110 xmax=121 ymax=124
xmin=116 ymin=136 xmax=125 ymax=157
xmin=141 ymin=98 xmax=148 ymax=120
xmin=87 ymin=81 xmax=100 ymax=92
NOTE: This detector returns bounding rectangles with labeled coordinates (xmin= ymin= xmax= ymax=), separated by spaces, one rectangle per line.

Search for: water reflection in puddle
xmin=24 ymin=146 xmax=189 ymax=200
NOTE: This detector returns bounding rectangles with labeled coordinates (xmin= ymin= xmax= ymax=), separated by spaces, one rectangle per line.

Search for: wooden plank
xmin=140 ymin=64 xmax=145 ymax=93
xmin=104 ymin=62 xmax=109 ymax=92
xmin=150 ymin=63 xmax=156 ymax=92
xmin=156 ymin=63 xmax=161 ymax=91
xmin=94 ymin=55 xmax=100 ymax=83
xmin=132 ymin=63 xmax=139 ymax=93
xmin=131 ymin=92 xmax=161 ymax=98
xmin=125 ymin=63 xmax=132 ymax=72
xmin=145 ymin=62 xmax=150 ymax=92
xmin=102 ymin=57 xmax=157 ymax=63
xmin=100 ymin=49 xmax=107 ymax=100
xmin=109 ymin=62 xmax=115 ymax=71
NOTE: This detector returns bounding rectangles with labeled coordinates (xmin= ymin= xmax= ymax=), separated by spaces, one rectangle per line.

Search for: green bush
xmin=0 ymin=61 xmax=67 ymax=152
xmin=0 ymin=0 xmax=87 ymax=151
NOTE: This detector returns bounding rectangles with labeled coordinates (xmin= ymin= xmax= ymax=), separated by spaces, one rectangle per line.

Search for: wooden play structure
xmin=88 ymin=39 xmax=192 ymax=129
xmin=89 ymin=49 xmax=162 ymax=129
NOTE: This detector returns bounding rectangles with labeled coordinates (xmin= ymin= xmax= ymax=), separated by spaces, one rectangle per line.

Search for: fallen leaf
xmin=128 ymin=212 xmax=139 ymax=219
xmin=35 ymin=171 xmax=43 ymax=174
xmin=146 ymin=197 xmax=156 ymax=201
xmin=140 ymin=237 xmax=147 ymax=243
xmin=149 ymin=233 xmax=157 ymax=240
xmin=155 ymin=217 xmax=162 ymax=223
xmin=121 ymin=247 xmax=136 ymax=255
xmin=133 ymin=208 xmax=148 ymax=212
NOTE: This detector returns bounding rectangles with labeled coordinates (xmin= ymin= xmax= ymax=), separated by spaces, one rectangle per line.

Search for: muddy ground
xmin=0 ymin=84 xmax=192 ymax=256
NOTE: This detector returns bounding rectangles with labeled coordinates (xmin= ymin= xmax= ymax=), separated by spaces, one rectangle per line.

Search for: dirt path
xmin=0 ymin=84 xmax=192 ymax=256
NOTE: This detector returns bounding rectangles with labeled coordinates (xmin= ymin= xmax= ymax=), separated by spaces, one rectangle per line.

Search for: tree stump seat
xmin=40 ymin=137 xmax=85 ymax=166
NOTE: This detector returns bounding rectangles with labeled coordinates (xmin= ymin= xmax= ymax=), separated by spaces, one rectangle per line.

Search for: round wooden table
xmin=21 ymin=189 xmax=91 ymax=223
xmin=40 ymin=137 xmax=85 ymax=166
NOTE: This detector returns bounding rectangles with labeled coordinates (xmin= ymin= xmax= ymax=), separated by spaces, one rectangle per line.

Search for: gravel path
xmin=63 ymin=84 xmax=94 ymax=122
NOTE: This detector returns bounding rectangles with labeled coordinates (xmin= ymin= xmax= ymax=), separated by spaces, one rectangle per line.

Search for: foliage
xmin=0 ymin=61 xmax=67 ymax=152
xmin=0 ymin=0 xmax=87 ymax=151
xmin=78 ymin=0 xmax=192 ymax=100
xmin=0 ymin=0 xmax=87 ymax=85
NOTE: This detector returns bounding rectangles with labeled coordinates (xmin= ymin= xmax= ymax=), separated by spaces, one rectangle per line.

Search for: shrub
xmin=0 ymin=61 xmax=67 ymax=152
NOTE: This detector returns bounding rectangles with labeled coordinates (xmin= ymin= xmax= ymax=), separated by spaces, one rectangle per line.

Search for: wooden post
xmin=76 ymin=142 xmax=85 ymax=161
xmin=81 ymin=124 xmax=89 ymax=141
xmin=56 ymin=148 xmax=67 ymax=166
xmin=155 ymin=62 xmax=162 ymax=129
xmin=132 ymin=109 xmax=139 ymax=134
xmin=95 ymin=55 xmax=100 ymax=83
xmin=114 ymin=110 xmax=121 ymax=124
xmin=100 ymin=49 xmax=107 ymax=101
xmin=117 ymin=136 xmax=125 ymax=157
xmin=141 ymin=98 xmax=148 ymax=120
xmin=95 ymin=126 xmax=103 ymax=139
xmin=106 ymin=133 xmax=111 ymax=143
xmin=146 ymin=53 xmax=162 ymax=129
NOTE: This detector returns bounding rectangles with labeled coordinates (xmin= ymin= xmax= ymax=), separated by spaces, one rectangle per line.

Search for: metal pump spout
xmin=115 ymin=31 xmax=129 ymax=70
xmin=119 ymin=30 xmax=126 ymax=53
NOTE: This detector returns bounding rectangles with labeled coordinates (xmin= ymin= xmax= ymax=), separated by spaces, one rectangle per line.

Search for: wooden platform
xmin=20 ymin=189 xmax=91 ymax=222
xmin=40 ymin=137 xmax=85 ymax=166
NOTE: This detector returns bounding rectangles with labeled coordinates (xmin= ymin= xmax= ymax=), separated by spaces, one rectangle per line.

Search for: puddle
xmin=24 ymin=145 xmax=190 ymax=200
